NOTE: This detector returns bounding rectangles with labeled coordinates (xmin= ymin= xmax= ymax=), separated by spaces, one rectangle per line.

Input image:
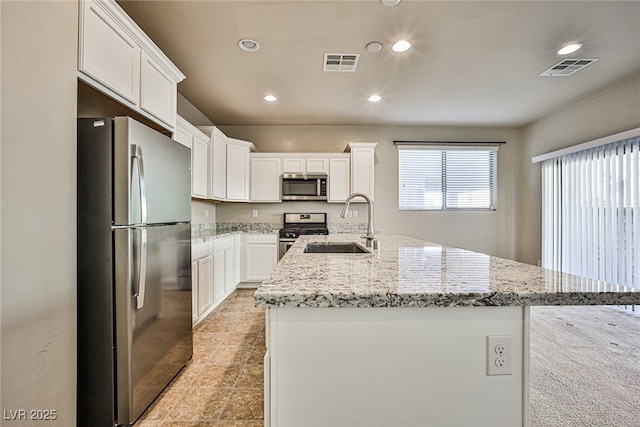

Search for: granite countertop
xmin=254 ymin=234 xmax=640 ymax=308
xmin=192 ymin=223 xmax=281 ymax=244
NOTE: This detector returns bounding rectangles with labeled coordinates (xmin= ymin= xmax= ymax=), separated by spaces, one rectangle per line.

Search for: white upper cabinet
xmin=140 ymin=51 xmax=177 ymax=127
xmin=306 ymin=157 xmax=329 ymax=174
xmin=282 ymin=157 xmax=306 ymax=174
xmin=226 ymin=138 xmax=253 ymax=201
xmin=328 ymin=155 xmax=351 ymax=203
xmin=79 ymin=0 xmax=140 ymax=104
xmin=209 ymin=127 xmax=227 ymax=200
xmin=191 ymin=134 xmax=209 ymax=199
xmin=282 ymin=155 xmax=329 ymax=174
xmin=198 ymin=127 xmax=255 ymax=202
xmin=175 ymin=115 xmax=209 ymax=199
xmin=78 ymin=0 xmax=185 ymax=131
xmin=348 ymin=142 xmax=377 ymax=202
xmin=250 ymin=155 xmax=283 ymax=202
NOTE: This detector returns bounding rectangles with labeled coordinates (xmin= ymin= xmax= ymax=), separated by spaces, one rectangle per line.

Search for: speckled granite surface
xmin=192 ymin=222 xmax=366 ymax=243
xmin=192 ymin=223 xmax=280 ymax=243
xmin=254 ymin=234 xmax=640 ymax=308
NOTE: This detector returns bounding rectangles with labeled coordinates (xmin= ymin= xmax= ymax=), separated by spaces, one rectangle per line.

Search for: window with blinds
xmin=541 ymin=135 xmax=640 ymax=289
xmin=396 ymin=143 xmax=498 ymax=210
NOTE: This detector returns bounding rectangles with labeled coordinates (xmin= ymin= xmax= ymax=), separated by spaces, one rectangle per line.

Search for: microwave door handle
xmin=317 ymin=179 xmax=321 ymax=196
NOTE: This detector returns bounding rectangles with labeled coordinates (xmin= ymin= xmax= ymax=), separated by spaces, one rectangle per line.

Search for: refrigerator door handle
xmin=132 ymin=144 xmax=148 ymax=224
xmin=133 ymin=228 xmax=148 ymax=309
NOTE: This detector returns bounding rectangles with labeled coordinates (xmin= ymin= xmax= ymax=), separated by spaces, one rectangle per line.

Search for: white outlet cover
xmin=486 ymin=335 xmax=512 ymax=376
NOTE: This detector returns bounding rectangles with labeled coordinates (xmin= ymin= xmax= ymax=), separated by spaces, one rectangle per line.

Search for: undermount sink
xmin=303 ymin=242 xmax=370 ymax=254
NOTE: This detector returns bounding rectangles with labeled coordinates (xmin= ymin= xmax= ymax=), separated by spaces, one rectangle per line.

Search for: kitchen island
xmin=255 ymin=235 xmax=639 ymax=427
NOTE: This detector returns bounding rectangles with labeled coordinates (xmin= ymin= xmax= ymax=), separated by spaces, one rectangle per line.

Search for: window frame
xmin=395 ymin=141 xmax=501 ymax=212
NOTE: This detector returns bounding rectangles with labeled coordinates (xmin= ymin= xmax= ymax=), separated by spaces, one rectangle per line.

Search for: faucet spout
xmin=341 ymin=192 xmax=375 ymax=247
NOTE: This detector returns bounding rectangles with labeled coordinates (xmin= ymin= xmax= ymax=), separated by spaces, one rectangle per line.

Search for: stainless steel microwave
xmin=281 ymin=174 xmax=328 ymax=201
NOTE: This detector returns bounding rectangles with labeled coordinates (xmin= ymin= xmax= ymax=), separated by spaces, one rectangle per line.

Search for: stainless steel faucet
xmin=341 ymin=192 xmax=376 ymax=247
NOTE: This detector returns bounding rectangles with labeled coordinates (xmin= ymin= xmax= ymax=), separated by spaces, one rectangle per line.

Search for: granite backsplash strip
xmin=329 ymin=223 xmax=367 ymax=234
xmin=192 ymin=222 xmax=281 ymax=243
xmin=192 ymin=221 xmax=367 ymax=243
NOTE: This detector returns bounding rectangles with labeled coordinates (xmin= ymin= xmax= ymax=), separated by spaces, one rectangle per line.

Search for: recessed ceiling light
xmin=381 ymin=0 xmax=401 ymax=6
xmin=238 ymin=38 xmax=260 ymax=52
xmin=264 ymin=95 xmax=277 ymax=102
xmin=366 ymin=42 xmax=383 ymax=54
xmin=368 ymin=95 xmax=382 ymax=102
xmin=391 ymin=40 xmax=411 ymax=53
xmin=557 ymin=42 xmax=582 ymax=56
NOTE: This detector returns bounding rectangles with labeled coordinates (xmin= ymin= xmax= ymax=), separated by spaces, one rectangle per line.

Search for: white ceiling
xmin=118 ymin=0 xmax=640 ymax=127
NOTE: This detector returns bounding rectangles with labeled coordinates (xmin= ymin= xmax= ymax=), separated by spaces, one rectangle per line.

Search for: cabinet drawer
xmin=213 ymin=235 xmax=236 ymax=251
xmin=245 ymin=234 xmax=278 ymax=244
xmin=192 ymin=241 xmax=212 ymax=260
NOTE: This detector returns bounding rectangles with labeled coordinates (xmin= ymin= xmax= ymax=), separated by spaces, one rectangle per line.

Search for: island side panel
xmin=267 ymin=306 xmax=529 ymax=427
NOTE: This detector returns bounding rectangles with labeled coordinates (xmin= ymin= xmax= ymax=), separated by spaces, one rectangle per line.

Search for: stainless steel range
xmin=279 ymin=213 xmax=329 ymax=259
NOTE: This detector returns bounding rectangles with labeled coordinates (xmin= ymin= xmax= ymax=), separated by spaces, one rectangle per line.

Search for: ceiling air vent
xmin=539 ymin=58 xmax=598 ymax=77
xmin=323 ymin=53 xmax=360 ymax=72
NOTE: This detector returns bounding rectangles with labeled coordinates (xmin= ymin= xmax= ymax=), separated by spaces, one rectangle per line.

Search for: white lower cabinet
xmin=192 ymin=235 xmax=242 ymax=326
xmin=244 ymin=234 xmax=279 ymax=282
xmin=196 ymin=255 xmax=214 ymax=318
xmin=191 ymin=261 xmax=198 ymax=325
xmin=212 ymin=250 xmax=225 ymax=304
xmin=192 ymin=233 xmax=277 ymax=325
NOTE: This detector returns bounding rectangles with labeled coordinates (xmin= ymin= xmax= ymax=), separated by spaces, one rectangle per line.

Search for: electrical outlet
xmin=353 ymin=210 xmax=358 ymax=217
xmin=486 ymin=335 xmax=512 ymax=376
xmin=252 ymin=210 xmax=258 ymax=218
xmin=205 ymin=209 xmax=209 ymax=218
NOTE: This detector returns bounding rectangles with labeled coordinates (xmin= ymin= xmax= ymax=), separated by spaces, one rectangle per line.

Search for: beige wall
xmin=220 ymin=125 xmax=522 ymax=260
xmin=1 ymin=2 xmax=78 ymax=425
xmin=518 ymin=74 xmax=640 ymax=265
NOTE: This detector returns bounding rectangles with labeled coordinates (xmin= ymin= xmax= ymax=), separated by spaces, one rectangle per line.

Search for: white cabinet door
xmin=245 ymin=235 xmax=278 ymax=282
xmin=191 ymin=261 xmax=198 ymax=325
xmin=349 ymin=143 xmax=377 ymax=202
xmin=176 ymin=116 xmax=209 ymax=198
xmin=196 ymin=255 xmax=214 ymax=317
xmin=306 ymin=157 xmax=329 ymax=173
xmin=234 ymin=235 xmax=242 ymax=286
xmin=191 ymin=134 xmax=209 ymax=199
xmin=224 ymin=247 xmax=236 ymax=294
xmin=140 ymin=51 xmax=177 ymax=128
xmin=282 ymin=157 xmax=305 ymax=173
xmin=328 ymin=156 xmax=351 ymax=203
xmin=226 ymin=141 xmax=250 ymax=201
xmin=79 ymin=0 xmax=140 ymax=104
xmin=78 ymin=0 xmax=184 ymax=131
xmin=213 ymin=250 xmax=225 ymax=303
xmin=210 ymin=129 xmax=227 ymax=200
xmin=251 ymin=156 xmax=282 ymax=202
xmin=173 ymin=120 xmax=192 ymax=148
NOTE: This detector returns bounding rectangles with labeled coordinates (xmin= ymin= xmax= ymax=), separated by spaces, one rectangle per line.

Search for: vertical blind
xmin=541 ymin=135 xmax=640 ymax=289
xmin=397 ymin=144 xmax=498 ymax=210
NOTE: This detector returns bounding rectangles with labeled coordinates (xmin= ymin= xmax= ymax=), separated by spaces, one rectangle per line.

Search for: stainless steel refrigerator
xmin=77 ymin=117 xmax=193 ymax=426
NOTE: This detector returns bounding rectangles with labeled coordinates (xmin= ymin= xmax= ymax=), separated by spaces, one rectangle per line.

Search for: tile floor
xmin=136 ymin=289 xmax=265 ymax=427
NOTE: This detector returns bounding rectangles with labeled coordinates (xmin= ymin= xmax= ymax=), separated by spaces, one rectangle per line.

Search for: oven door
xmin=278 ymin=239 xmax=296 ymax=260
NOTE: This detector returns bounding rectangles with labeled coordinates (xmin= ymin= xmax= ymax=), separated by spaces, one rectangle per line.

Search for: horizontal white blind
xmin=397 ymin=144 xmax=497 ymax=211
xmin=541 ymin=135 xmax=640 ymax=289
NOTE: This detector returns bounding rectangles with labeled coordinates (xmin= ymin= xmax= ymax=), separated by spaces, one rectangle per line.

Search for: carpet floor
xmin=530 ymin=305 xmax=640 ymax=427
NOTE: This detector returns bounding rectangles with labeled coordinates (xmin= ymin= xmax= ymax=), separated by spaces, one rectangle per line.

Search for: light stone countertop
xmin=254 ymin=234 xmax=640 ymax=308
